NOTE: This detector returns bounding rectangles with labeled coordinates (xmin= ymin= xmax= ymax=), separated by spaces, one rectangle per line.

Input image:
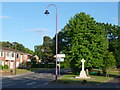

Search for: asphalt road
xmin=1 ymin=68 xmax=71 ymax=89
xmin=1 ymin=69 xmax=120 ymax=89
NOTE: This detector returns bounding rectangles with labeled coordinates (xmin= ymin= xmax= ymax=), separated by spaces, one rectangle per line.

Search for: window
xmin=12 ymin=53 xmax=14 ymax=57
xmin=0 ymin=60 xmax=4 ymax=66
xmin=24 ymin=55 xmax=27 ymax=59
xmin=0 ymin=52 xmax=4 ymax=57
xmin=6 ymin=52 xmax=10 ymax=57
xmin=17 ymin=54 xmax=19 ymax=58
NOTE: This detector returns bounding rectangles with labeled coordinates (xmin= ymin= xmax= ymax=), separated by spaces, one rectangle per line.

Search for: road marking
xmin=116 ymin=85 xmax=120 ymax=88
xmin=3 ymin=83 xmax=16 ymax=87
xmin=48 ymin=74 xmax=51 ymax=76
xmin=27 ymin=82 xmax=36 ymax=86
xmin=33 ymin=82 xmax=48 ymax=88
xmin=22 ymin=79 xmax=32 ymax=83
xmin=2 ymin=81 xmax=12 ymax=84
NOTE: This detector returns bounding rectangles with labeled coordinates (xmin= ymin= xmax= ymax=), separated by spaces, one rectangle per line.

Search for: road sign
xmin=57 ymin=58 xmax=64 ymax=62
xmin=54 ymin=54 xmax=65 ymax=58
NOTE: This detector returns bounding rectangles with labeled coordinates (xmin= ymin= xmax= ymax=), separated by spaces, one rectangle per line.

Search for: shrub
xmin=0 ymin=65 xmax=3 ymax=70
xmin=81 ymin=80 xmax=87 ymax=84
xmin=3 ymin=65 xmax=9 ymax=69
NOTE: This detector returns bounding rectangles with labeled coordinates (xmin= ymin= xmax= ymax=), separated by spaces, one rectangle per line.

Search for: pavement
xmin=0 ymin=71 xmax=35 ymax=78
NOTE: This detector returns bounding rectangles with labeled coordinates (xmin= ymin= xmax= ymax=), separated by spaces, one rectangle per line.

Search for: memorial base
xmin=76 ymin=70 xmax=90 ymax=79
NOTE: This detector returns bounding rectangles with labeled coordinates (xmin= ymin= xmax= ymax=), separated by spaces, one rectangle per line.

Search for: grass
xmin=16 ymin=69 xmax=30 ymax=74
xmin=57 ymin=68 xmax=120 ymax=85
xmin=1 ymin=68 xmax=49 ymax=75
xmin=26 ymin=68 xmax=48 ymax=72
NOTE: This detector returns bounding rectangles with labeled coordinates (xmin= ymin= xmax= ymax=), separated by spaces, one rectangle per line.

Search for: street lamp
xmin=44 ymin=4 xmax=58 ymax=81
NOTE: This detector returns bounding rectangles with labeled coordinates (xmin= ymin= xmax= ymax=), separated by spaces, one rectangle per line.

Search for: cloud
xmin=29 ymin=28 xmax=49 ymax=32
xmin=26 ymin=28 xmax=49 ymax=35
xmin=0 ymin=16 xmax=11 ymax=19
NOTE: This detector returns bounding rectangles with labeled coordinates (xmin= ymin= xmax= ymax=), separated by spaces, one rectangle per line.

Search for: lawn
xmin=26 ymin=68 xmax=48 ymax=72
xmin=57 ymin=68 xmax=120 ymax=85
xmin=1 ymin=68 xmax=49 ymax=75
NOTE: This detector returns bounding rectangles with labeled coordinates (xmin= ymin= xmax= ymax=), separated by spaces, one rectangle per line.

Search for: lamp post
xmin=44 ymin=4 xmax=58 ymax=81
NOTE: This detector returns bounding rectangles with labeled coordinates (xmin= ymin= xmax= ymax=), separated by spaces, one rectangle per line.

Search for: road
xmin=1 ymin=69 xmax=120 ymax=89
xmin=2 ymin=73 xmax=54 ymax=88
xmin=1 ymin=68 xmax=71 ymax=89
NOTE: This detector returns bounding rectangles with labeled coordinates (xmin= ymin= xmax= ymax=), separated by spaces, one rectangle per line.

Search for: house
xmin=0 ymin=47 xmax=32 ymax=69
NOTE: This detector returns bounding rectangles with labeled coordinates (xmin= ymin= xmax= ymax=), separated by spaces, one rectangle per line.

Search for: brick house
xmin=0 ymin=47 xmax=33 ymax=69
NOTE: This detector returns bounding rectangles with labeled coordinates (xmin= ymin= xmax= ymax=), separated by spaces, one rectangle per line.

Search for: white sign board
xmin=54 ymin=54 xmax=65 ymax=58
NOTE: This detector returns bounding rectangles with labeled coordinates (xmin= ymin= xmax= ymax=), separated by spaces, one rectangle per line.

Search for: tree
xmin=34 ymin=45 xmax=43 ymax=60
xmin=0 ymin=41 xmax=34 ymax=55
xmin=56 ymin=12 xmax=115 ymax=73
xmin=104 ymin=24 xmax=120 ymax=68
xmin=34 ymin=36 xmax=54 ymax=63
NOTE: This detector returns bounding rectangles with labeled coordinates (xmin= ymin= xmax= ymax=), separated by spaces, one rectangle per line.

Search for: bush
xmin=0 ymin=65 xmax=3 ymax=70
xmin=18 ymin=61 xmax=31 ymax=69
xmin=3 ymin=65 xmax=9 ymax=69
xmin=81 ymin=80 xmax=87 ymax=84
xmin=48 ymin=63 xmax=55 ymax=68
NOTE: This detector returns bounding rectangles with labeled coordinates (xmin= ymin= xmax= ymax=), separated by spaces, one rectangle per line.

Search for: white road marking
xmin=116 ymin=85 xmax=120 ymax=88
xmin=33 ymin=82 xmax=48 ymax=88
xmin=27 ymin=82 xmax=36 ymax=86
xmin=3 ymin=83 xmax=16 ymax=87
xmin=2 ymin=81 xmax=12 ymax=84
xmin=48 ymin=74 xmax=51 ymax=76
xmin=22 ymin=79 xmax=32 ymax=83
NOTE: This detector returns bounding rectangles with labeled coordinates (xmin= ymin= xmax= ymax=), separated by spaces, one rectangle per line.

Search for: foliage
xmin=18 ymin=61 xmax=31 ymax=69
xmin=103 ymin=52 xmax=116 ymax=68
xmin=3 ymin=65 xmax=9 ymax=69
xmin=34 ymin=36 xmax=54 ymax=63
xmin=0 ymin=65 xmax=3 ymax=70
xmin=81 ymin=80 xmax=87 ymax=84
xmin=103 ymin=23 xmax=120 ymax=68
xmin=0 ymin=41 xmax=34 ymax=55
xmin=34 ymin=45 xmax=43 ymax=60
xmin=55 ymin=12 xmax=115 ymax=73
xmin=31 ymin=56 xmax=38 ymax=68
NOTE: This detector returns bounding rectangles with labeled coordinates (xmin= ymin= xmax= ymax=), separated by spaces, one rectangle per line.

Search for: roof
xmin=0 ymin=47 xmax=33 ymax=56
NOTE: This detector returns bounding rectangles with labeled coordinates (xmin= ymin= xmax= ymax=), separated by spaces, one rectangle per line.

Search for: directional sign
xmin=54 ymin=54 xmax=65 ymax=58
xmin=57 ymin=58 xmax=64 ymax=62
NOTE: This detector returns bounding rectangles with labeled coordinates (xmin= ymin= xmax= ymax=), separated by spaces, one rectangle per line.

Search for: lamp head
xmin=44 ymin=10 xmax=49 ymax=14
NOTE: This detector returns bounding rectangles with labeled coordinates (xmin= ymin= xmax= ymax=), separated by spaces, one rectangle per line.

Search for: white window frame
xmin=6 ymin=52 xmax=10 ymax=57
xmin=0 ymin=51 xmax=4 ymax=57
xmin=24 ymin=55 xmax=27 ymax=59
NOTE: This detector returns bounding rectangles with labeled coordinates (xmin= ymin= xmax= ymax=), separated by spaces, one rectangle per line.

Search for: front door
xmin=10 ymin=61 xmax=14 ymax=69
xmin=20 ymin=55 xmax=22 ymax=63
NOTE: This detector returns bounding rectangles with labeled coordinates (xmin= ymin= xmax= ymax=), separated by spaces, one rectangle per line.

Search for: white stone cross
xmin=81 ymin=59 xmax=85 ymax=71
xmin=76 ymin=58 xmax=90 ymax=79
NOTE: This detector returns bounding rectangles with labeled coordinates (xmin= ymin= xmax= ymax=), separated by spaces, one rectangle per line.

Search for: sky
xmin=1 ymin=2 xmax=119 ymax=51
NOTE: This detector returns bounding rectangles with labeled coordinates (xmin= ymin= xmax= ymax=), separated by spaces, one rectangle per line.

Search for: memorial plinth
xmin=76 ymin=59 xmax=90 ymax=79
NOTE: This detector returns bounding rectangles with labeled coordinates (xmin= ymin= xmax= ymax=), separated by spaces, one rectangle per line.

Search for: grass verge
xmin=1 ymin=68 xmax=49 ymax=75
xmin=57 ymin=68 xmax=120 ymax=85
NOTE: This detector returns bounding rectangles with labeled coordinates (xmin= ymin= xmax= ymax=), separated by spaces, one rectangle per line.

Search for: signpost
xmin=54 ymin=54 xmax=65 ymax=79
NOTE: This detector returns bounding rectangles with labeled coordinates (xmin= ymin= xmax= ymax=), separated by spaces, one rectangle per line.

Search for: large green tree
xmin=101 ymin=23 xmax=120 ymax=68
xmin=34 ymin=36 xmax=54 ymax=63
xmin=57 ymin=12 xmax=116 ymax=73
